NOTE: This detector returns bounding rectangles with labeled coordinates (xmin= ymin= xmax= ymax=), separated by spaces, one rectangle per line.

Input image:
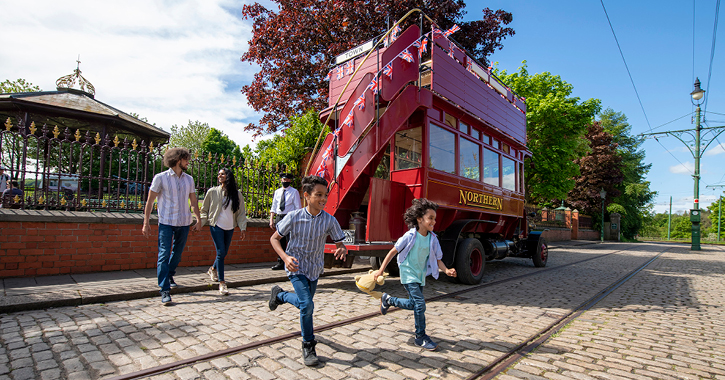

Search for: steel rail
xmin=465 ymin=246 xmax=670 ymax=380
xmin=106 ymin=243 xmax=645 ymax=380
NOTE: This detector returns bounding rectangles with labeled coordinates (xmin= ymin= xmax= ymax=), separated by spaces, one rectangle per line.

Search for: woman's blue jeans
xmin=157 ymin=224 xmax=189 ymax=292
xmin=278 ymin=275 xmax=318 ymax=342
xmin=388 ymin=282 xmax=426 ymax=338
xmin=209 ymin=225 xmax=234 ymax=282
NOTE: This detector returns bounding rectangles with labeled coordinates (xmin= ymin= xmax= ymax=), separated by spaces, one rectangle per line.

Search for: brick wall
xmin=0 ymin=210 xmax=276 ymax=278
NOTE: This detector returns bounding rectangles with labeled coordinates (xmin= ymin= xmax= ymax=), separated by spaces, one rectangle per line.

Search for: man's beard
xmin=179 ymin=163 xmax=188 ymax=172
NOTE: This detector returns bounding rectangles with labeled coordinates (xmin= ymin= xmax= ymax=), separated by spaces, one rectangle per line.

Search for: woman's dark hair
xmin=163 ymin=147 xmax=191 ymax=168
xmin=404 ymin=198 xmax=439 ymax=229
xmin=220 ymin=168 xmax=240 ymax=213
xmin=301 ymin=175 xmax=328 ymax=195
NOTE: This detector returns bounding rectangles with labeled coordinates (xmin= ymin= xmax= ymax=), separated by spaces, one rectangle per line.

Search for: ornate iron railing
xmin=578 ymin=214 xmax=593 ymax=229
xmin=0 ymin=118 xmax=284 ymax=217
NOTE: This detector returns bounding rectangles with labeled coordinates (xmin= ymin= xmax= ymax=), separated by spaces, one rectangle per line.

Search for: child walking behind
xmin=269 ymin=175 xmax=347 ymax=366
xmin=374 ymin=198 xmax=457 ymax=351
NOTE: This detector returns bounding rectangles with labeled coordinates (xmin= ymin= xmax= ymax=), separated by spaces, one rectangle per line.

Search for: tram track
xmin=106 ymin=243 xmax=656 ymax=380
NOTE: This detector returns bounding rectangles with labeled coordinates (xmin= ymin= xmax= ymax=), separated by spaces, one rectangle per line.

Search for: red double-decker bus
xmin=309 ymin=19 xmax=548 ymax=284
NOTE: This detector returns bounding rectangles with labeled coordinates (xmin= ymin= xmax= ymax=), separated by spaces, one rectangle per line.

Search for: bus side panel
xmin=366 ymin=178 xmax=411 ymax=242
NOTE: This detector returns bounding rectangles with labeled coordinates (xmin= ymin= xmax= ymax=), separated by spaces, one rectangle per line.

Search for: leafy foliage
xmin=496 ymin=62 xmax=601 ymax=204
xmin=169 ymin=120 xmax=211 ymax=154
xmin=202 ymin=129 xmax=242 ymax=160
xmin=247 ymin=109 xmax=329 ymax=175
xmin=597 ymin=108 xmax=656 ymax=239
xmin=567 ymin=121 xmax=623 ymax=216
xmin=0 ymin=78 xmax=41 ymax=93
xmin=706 ymin=196 xmax=725 ymax=240
xmin=240 ymin=1 xmax=515 ymax=136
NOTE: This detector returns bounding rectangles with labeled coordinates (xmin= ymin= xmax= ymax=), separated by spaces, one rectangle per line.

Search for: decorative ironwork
xmin=55 ymin=57 xmax=96 ymax=96
xmin=0 ymin=118 xmax=284 ymax=217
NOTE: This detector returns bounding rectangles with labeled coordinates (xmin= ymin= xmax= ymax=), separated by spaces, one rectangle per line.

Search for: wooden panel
xmin=367 ymin=178 xmax=410 ymax=241
xmin=380 ymin=25 xmax=420 ymax=102
xmin=337 ymin=73 xmax=375 ymax=156
xmin=329 ymin=49 xmax=384 ymax=108
xmin=430 ymin=44 xmax=526 ymax=145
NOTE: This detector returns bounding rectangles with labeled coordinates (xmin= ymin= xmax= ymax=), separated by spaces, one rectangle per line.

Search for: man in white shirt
xmin=142 ymin=147 xmax=202 ymax=305
xmin=0 ymin=165 xmax=10 ymax=194
xmin=269 ymin=173 xmax=301 ymax=270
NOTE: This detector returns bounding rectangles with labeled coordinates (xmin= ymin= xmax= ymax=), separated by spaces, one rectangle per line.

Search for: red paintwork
xmin=314 ymin=24 xmax=528 ymax=252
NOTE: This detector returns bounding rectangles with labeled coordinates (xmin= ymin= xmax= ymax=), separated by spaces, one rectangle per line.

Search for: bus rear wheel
xmin=532 ymin=236 xmax=548 ymax=267
xmin=455 ymin=238 xmax=485 ymax=285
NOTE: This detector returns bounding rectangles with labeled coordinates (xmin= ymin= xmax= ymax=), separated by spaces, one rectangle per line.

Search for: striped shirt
xmin=276 ymin=207 xmax=345 ymax=281
xmin=150 ymin=168 xmax=196 ymax=227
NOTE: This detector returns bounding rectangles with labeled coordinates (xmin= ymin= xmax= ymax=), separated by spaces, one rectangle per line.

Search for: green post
xmin=692 ymin=104 xmax=701 ymax=251
xmin=667 ymin=196 xmax=672 ymax=240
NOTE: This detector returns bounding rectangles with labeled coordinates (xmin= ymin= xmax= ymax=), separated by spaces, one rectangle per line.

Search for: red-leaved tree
xmin=240 ymin=1 xmax=515 ymax=136
xmin=567 ymin=121 xmax=624 ymax=215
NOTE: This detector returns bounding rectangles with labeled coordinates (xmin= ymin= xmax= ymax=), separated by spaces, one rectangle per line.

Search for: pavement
xmin=6 ymin=240 xmax=721 ymax=380
xmin=0 ymin=259 xmax=371 ymax=314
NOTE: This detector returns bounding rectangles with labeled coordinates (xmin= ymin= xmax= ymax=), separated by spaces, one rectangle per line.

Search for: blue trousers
xmin=209 ymin=225 xmax=234 ymax=282
xmin=157 ymin=224 xmax=189 ymax=292
xmin=387 ymin=282 xmax=427 ymax=338
xmin=278 ymin=274 xmax=318 ymax=342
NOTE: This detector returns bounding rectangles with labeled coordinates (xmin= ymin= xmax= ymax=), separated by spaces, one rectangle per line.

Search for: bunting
xmin=325 ymin=70 xmax=332 ymax=81
xmin=336 ymin=66 xmax=344 ymax=80
xmin=383 ymin=63 xmax=393 ymax=79
xmin=353 ymin=93 xmax=366 ymax=110
xmin=466 ymin=59 xmax=473 ymax=73
xmin=419 ymin=37 xmax=428 ymax=59
xmin=345 ymin=60 xmax=355 ymax=76
xmin=342 ymin=111 xmax=354 ymax=128
xmin=367 ymin=76 xmax=379 ymax=94
xmin=444 ymin=24 xmax=460 ymax=37
xmin=448 ymin=41 xmax=455 ymax=59
xmin=391 ymin=24 xmax=401 ymax=42
xmin=397 ymin=50 xmax=413 ymax=63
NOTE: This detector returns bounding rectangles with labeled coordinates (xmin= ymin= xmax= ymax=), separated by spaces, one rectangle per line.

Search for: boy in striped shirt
xmin=269 ymin=175 xmax=347 ymax=366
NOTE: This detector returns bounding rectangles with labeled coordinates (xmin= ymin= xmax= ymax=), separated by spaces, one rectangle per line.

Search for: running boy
xmin=374 ymin=198 xmax=456 ymax=351
xmin=268 ymin=175 xmax=347 ymax=366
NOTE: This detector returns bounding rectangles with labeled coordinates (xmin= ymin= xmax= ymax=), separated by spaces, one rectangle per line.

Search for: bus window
xmin=459 ymin=121 xmax=469 ymax=134
xmin=502 ymin=143 xmax=510 ymax=155
xmin=482 ymin=133 xmax=489 ymax=144
xmin=459 ymin=137 xmax=480 ymax=180
xmin=519 ymin=162 xmax=524 ymax=192
xmin=394 ymin=127 xmax=422 ymax=170
xmin=492 ymin=138 xmax=500 ymax=149
xmin=471 ymin=128 xmax=480 ymax=140
xmin=483 ymin=147 xmax=499 ymax=186
xmin=429 ymin=124 xmax=455 ymax=174
xmin=445 ymin=113 xmax=457 ymax=129
xmin=502 ymin=156 xmax=515 ymax=191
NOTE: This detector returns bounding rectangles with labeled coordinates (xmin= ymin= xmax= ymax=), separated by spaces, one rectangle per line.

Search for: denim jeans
xmin=278 ymin=274 xmax=318 ymax=342
xmin=157 ymin=224 xmax=190 ymax=292
xmin=388 ymin=282 xmax=426 ymax=338
xmin=209 ymin=225 xmax=234 ymax=282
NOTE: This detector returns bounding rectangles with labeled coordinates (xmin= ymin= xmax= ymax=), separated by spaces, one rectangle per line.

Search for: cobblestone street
xmin=1 ymin=242 xmax=724 ymax=380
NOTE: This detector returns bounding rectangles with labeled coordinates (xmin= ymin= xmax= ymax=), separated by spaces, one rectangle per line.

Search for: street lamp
xmin=690 ymin=78 xmax=705 ymax=251
xmin=599 ymin=188 xmax=606 ymax=243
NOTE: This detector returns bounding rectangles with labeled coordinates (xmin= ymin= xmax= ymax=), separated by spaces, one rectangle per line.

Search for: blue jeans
xmin=388 ymin=283 xmax=426 ymax=338
xmin=278 ymin=274 xmax=318 ymax=342
xmin=157 ymin=224 xmax=190 ymax=292
xmin=209 ymin=225 xmax=234 ymax=282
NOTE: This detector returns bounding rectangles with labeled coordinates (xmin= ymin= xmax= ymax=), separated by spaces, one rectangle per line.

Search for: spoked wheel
xmin=531 ymin=236 xmax=548 ymax=267
xmin=454 ymin=238 xmax=485 ymax=285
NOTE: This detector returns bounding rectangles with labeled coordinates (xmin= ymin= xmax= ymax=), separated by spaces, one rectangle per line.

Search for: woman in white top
xmin=201 ymin=168 xmax=247 ymax=295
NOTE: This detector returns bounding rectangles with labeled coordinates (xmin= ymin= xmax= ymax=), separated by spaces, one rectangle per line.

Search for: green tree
xmin=169 ymin=120 xmax=211 ymax=154
xmin=597 ymin=108 xmax=656 ymax=239
xmin=129 ymin=112 xmax=156 ymax=126
xmin=202 ymin=128 xmax=242 ymax=160
xmin=250 ymin=109 xmax=330 ymax=175
xmin=706 ymin=196 xmax=725 ymax=240
xmin=496 ymin=62 xmax=601 ymax=204
xmin=0 ymin=78 xmax=41 ymax=93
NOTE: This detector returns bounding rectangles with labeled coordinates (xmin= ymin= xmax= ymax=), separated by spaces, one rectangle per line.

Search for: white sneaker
xmin=207 ymin=267 xmax=219 ymax=282
xmin=219 ymin=282 xmax=229 ymax=295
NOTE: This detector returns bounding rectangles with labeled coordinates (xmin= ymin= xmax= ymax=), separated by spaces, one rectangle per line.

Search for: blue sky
xmin=477 ymin=0 xmax=724 ymax=215
xmin=2 ymin=1 xmax=722 ymax=216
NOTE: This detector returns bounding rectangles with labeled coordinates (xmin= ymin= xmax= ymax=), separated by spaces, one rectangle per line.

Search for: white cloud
xmin=0 ymin=0 xmax=266 ymax=149
xmin=705 ymin=143 xmax=725 ymax=156
xmin=669 ymin=161 xmax=695 ymax=174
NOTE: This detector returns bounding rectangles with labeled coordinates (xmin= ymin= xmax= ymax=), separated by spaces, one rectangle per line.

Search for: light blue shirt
xmin=276 ymin=207 xmax=345 ymax=281
xmin=399 ymin=232 xmax=430 ymax=285
xmin=394 ymin=228 xmax=444 ymax=280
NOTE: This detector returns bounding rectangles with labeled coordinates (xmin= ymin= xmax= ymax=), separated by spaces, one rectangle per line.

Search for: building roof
xmin=0 ymin=88 xmax=169 ymax=144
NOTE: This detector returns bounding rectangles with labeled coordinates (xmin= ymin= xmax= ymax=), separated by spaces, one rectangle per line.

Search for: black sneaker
xmin=269 ymin=285 xmax=283 ymax=311
xmin=302 ymin=340 xmax=319 ymax=366
xmin=380 ymin=293 xmax=391 ymax=315
xmin=414 ymin=335 xmax=438 ymax=351
xmin=169 ymin=277 xmax=178 ymax=288
xmin=271 ymin=260 xmax=285 ymax=270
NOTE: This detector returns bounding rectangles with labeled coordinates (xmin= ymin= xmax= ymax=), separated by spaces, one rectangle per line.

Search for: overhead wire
xmin=599 ymin=0 xmax=693 ymax=175
xmin=704 ymin=0 xmax=721 ymax=114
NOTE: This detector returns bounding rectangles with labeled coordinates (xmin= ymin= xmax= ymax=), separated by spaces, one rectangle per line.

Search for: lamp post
xmin=690 ymin=78 xmax=705 ymax=251
xmin=599 ymin=188 xmax=606 ymax=243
